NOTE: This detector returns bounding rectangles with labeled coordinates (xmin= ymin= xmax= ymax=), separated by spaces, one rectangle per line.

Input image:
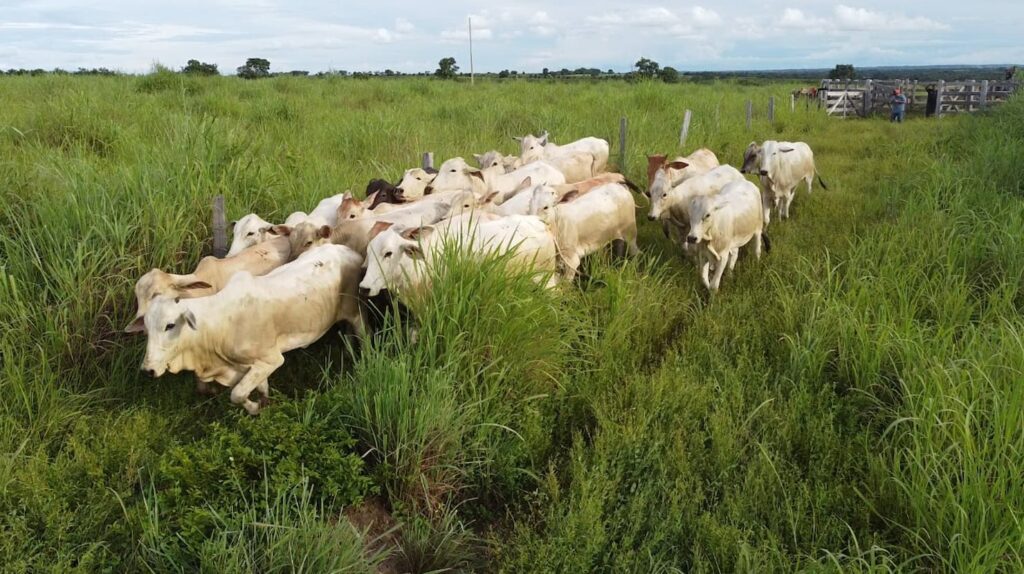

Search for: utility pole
xmin=469 ymin=17 xmax=475 ymax=85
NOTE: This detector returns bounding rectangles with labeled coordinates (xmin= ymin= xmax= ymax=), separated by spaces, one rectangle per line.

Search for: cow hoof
xmin=258 ymin=395 xmax=271 ymax=409
xmin=243 ymin=401 xmax=262 ymax=416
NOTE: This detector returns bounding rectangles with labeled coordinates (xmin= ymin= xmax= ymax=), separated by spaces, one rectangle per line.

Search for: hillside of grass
xmin=0 ymin=74 xmax=1021 ymax=572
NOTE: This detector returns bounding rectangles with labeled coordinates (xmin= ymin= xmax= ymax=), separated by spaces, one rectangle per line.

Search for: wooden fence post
xmin=935 ymin=80 xmax=945 ymax=118
xmin=619 ymin=116 xmax=628 ymax=173
xmin=212 ymin=195 xmax=227 ymax=258
xmin=678 ymin=109 xmax=692 ymax=148
xmin=745 ymin=100 xmax=752 ymax=130
xmin=862 ymin=79 xmax=873 ymax=117
xmin=422 ymin=152 xmax=434 ymax=170
xmin=980 ymin=79 xmax=989 ymax=110
xmin=768 ymin=96 xmax=775 ymax=123
xmin=791 ymin=93 xmax=796 ymax=112
xmin=843 ymin=79 xmax=850 ymax=118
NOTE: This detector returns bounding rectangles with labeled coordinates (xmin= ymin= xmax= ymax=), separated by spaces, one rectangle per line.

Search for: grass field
xmin=1 ymin=72 xmax=1022 ymax=572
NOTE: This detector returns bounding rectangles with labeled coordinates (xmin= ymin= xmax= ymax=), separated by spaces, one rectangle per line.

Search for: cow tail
xmin=622 ymin=177 xmax=642 ymax=194
xmin=762 ymin=231 xmax=772 ymax=253
xmin=816 ymin=171 xmax=829 ymax=191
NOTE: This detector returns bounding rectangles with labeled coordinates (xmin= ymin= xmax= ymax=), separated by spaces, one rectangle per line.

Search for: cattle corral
xmin=1 ymin=74 xmax=1023 ymax=572
xmin=819 ymin=78 xmax=1021 ymax=117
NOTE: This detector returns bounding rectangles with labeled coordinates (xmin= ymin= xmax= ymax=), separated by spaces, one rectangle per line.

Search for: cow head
xmin=646 ymin=154 xmax=667 ymax=191
xmin=686 ymin=195 xmax=724 ymax=246
xmin=429 ymin=157 xmax=488 ymax=196
xmin=365 ymin=179 xmax=405 ymax=208
xmin=396 ymin=168 xmax=436 ymax=200
xmin=515 ymin=132 xmax=549 ymax=164
xmin=125 ymin=269 xmax=212 ymax=334
xmin=287 ymin=222 xmax=331 ymax=259
xmin=140 ymin=296 xmax=197 ymax=377
xmin=227 ymin=213 xmax=274 ymax=256
xmin=647 ymin=160 xmax=690 ymax=221
xmin=740 ymin=142 xmax=762 ymax=175
xmin=360 ymin=225 xmax=434 ymax=297
xmin=528 ymin=184 xmax=574 ymax=223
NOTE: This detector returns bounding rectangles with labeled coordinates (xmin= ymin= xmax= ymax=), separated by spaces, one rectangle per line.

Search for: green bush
xmin=156 ymin=396 xmax=373 ymax=543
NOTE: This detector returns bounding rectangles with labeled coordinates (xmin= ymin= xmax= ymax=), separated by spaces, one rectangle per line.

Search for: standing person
xmin=890 ymin=88 xmax=908 ymax=123
xmin=925 ymin=84 xmax=938 ymax=118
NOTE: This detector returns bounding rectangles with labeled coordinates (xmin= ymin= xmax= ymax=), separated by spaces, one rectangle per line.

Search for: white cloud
xmin=394 ymin=18 xmax=414 ymax=33
xmin=690 ymin=7 xmax=721 ymax=26
xmin=833 ymin=4 xmax=949 ymax=31
xmin=587 ymin=7 xmax=678 ymax=27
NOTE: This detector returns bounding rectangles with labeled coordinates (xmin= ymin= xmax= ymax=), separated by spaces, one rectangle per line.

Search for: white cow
xmin=359 ymin=215 xmax=560 ymax=298
xmin=287 ymin=198 xmax=459 ymax=259
xmin=516 ymin=132 xmax=610 ymax=178
xmin=648 ymin=164 xmax=745 ymax=252
xmin=685 ymin=179 xmax=769 ymax=292
xmin=428 ymin=157 xmax=565 ymax=197
xmin=528 ymin=182 xmax=638 ymax=282
xmin=140 ymin=244 xmax=366 ymax=414
xmin=395 ymin=168 xmax=437 ymax=200
xmin=227 ymin=213 xmax=275 ymax=256
xmin=740 ymin=140 xmax=827 ymax=225
xmin=226 ymin=193 xmax=348 ymax=255
xmin=474 ymin=150 xmax=522 ymax=173
xmin=125 ymin=236 xmax=292 ymax=333
xmin=645 ymin=149 xmax=720 ymax=191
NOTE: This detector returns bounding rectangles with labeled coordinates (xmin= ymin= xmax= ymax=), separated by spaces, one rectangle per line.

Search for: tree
xmin=498 ymin=69 xmax=510 ymax=79
xmin=542 ymin=67 xmax=550 ymax=77
xmin=435 ymin=57 xmax=458 ymax=79
xmin=183 ymin=59 xmax=219 ymax=75
xmin=635 ymin=57 xmax=660 ymax=79
xmin=237 ymin=58 xmax=271 ymax=79
xmin=829 ymin=64 xmax=855 ymax=80
xmin=658 ymin=66 xmax=680 ymax=83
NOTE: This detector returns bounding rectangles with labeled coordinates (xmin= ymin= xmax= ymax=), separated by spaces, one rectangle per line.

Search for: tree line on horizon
xmin=1 ymin=57 xmax=1018 ymax=82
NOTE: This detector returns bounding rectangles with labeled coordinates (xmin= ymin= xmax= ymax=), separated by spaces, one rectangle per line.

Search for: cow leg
xmin=805 ymin=175 xmax=814 ymax=195
xmin=700 ymin=259 xmax=711 ymax=289
xmin=611 ymin=239 xmax=626 ymax=259
xmin=727 ymin=248 xmax=739 ymax=271
xmin=710 ymin=255 xmax=728 ymax=291
xmin=754 ymin=232 xmax=763 ymax=259
xmin=230 ymin=354 xmax=284 ymax=415
xmin=561 ymin=254 xmax=581 ymax=283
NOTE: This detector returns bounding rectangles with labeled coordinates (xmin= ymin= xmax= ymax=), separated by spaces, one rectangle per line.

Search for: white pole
xmin=468 ymin=17 xmax=475 ymax=86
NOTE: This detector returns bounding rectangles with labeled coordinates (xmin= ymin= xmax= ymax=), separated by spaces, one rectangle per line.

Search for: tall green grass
xmin=0 ymin=73 xmax=1020 ymax=571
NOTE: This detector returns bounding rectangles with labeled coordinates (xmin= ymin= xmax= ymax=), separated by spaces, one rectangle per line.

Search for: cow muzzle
xmin=686 ymin=235 xmax=699 ymax=244
xmin=759 ymin=170 xmax=769 ymax=176
xmin=424 ymin=186 xmax=434 ymax=195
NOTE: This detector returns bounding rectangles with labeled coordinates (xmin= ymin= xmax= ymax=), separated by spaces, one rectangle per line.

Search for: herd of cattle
xmin=125 ymin=131 xmax=826 ymax=413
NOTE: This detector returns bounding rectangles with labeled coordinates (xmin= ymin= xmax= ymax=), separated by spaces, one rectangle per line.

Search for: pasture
xmin=1 ymin=73 xmax=1022 ymax=572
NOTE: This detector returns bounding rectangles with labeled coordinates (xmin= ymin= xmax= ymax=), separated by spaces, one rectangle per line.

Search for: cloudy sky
xmin=1 ymin=0 xmax=1020 ymax=73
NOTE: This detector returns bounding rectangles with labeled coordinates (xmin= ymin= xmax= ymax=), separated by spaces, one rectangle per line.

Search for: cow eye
xmin=246 ymin=231 xmax=255 ymax=237
xmin=450 ymin=169 xmax=456 ymax=173
xmin=165 ymin=323 xmax=175 ymax=331
xmin=305 ymin=241 xmax=313 ymax=247
xmin=151 ymin=293 xmax=159 ymax=300
xmin=416 ymin=176 xmax=422 ymax=181
xmin=703 ymin=213 xmax=710 ymax=220
xmin=384 ymin=251 xmax=393 ymax=258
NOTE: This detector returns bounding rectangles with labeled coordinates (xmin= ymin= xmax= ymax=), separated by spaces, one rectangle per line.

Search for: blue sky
xmin=1 ymin=1 xmax=1020 ymax=73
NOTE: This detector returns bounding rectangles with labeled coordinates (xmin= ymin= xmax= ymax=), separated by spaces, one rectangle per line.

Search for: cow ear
xmin=779 ymin=147 xmax=795 ymax=153
xmin=466 ymin=169 xmax=485 ymax=182
xmin=182 ymin=310 xmax=197 ymax=330
xmin=473 ymin=153 xmax=484 ymax=164
xmin=558 ymin=190 xmax=580 ymax=204
xmin=182 ymin=280 xmax=212 ymax=290
xmin=512 ymin=176 xmax=533 ymax=193
xmin=318 ymin=225 xmax=332 ymax=239
xmin=402 ymin=243 xmax=424 ymax=260
xmin=539 ymin=133 xmax=549 ymax=146
xmin=124 ymin=316 xmax=145 ymax=334
xmin=229 ymin=220 xmax=237 ymax=228
xmin=512 ymin=136 xmax=523 ymax=143
xmin=482 ymin=191 xmax=499 ymax=204
xmin=403 ymin=226 xmax=434 ymax=242
xmin=424 ymin=167 xmax=438 ymax=176
xmin=269 ymin=225 xmax=291 ymax=236
xmin=368 ymin=221 xmax=394 ymax=242
xmin=666 ymin=161 xmax=690 ymax=170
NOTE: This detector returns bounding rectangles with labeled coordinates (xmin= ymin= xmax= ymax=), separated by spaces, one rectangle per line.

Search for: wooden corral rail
xmin=819 ymin=79 xmax=1020 ymax=118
